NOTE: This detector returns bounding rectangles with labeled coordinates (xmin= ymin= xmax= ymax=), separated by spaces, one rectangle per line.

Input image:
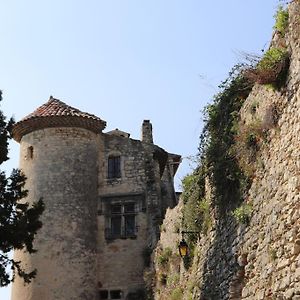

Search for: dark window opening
xmin=106 ymin=202 xmax=136 ymax=239
xmin=99 ymin=290 xmax=109 ymax=299
xmin=124 ymin=203 xmax=135 ymax=213
xmin=125 ymin=215 xmax=135 ymax=236
xmin=110 ymin=290 xmax=122 ymax=299
xmin=27 ymin=146 xmax=34 ymax=159
xmin=111 ymin=204 xmax=122 ymax=214
xmin=108 ymin=156 xmax=121 ymax=179
xmin=111 ymin=216 xmax=122 ymax=236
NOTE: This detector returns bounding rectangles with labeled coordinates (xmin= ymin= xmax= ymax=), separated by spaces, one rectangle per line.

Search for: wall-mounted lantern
xmin=178 ymin=231 xmax=200 ymax=259
xmin=178 ymin=239 xmax=188 ymax=258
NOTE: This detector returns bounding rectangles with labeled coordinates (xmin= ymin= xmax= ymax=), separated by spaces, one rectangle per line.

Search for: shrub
xmin=158 ymin=273 xmax=167 ymax=286
xmin=166 ymin=273 xmax=180 ymax=287
xmin=274 ymin=6 xmax=289 ymax=35
xmin=244 ymin=48 xmax=289 ymax=87
xmin=232 ymin=203 xmax=253 ymax=224
xmin=257 ymin=48 xmax=287 ymax=71
xmin=170 ymin=288 xmax=183 ymax=300
xmin=232 ymin=121 xmax=268 ymax=178
xmin=181 ymin=167 xmax=208 ymax=251
xmin=200 ymin=65 xmax=254 ymax=210
xmin=157 ymin=247 xmax=172 ymax=267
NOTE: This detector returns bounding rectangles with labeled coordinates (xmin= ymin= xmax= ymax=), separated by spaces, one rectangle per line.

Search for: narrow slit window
xmin=27 ymin=146 xmax=34 ymax=159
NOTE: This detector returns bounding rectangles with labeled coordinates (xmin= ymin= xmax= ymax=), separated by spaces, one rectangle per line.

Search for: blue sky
xmin=1 ymin=0 xmax=281 ymax=298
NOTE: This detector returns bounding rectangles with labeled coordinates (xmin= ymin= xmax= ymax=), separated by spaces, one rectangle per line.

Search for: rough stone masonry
xmin=154 ymin=1 xmax=300 ymax=299
xmin=11 ymin=98 xmax=181 ymax=300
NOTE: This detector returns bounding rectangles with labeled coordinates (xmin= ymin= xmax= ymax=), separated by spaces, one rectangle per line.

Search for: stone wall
xmin=154 ymin=2 xmax=300 ymax=299
xmin=12 ymin=127 xmax=100 ymax=300
xmin=97 ymin=130 xmax=178 ymax=299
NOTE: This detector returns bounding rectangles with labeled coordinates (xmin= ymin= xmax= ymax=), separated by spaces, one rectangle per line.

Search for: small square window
xmin=110 ymin=290 xmax=122 ymax=299
xmin=99 ymin=290 xmax=108 ymax=299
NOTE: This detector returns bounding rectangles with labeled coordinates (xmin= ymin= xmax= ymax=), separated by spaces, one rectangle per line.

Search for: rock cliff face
xmin=153 ymin=2 xmax=300 ymax=299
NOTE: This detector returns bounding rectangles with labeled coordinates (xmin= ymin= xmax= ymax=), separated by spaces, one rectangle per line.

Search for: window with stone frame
xmin=107 ymin=155 xmax=121 ymax=179
xmin=100 ymin=194 xmax=145 ymax=240
xmin=105 ymin=202 xmax=136 ymax=239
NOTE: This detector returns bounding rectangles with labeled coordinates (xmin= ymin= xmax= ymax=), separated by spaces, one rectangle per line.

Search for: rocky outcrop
xmin=154 ymin=1 xmax=300 ymax=299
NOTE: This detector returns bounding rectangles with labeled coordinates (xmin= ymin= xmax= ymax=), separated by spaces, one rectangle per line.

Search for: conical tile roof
xmin=13 ymin=96 xmax=106 ymax=142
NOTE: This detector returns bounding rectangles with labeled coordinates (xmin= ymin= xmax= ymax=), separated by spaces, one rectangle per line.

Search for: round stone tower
xmin=11 ymin=97 xmax=106 ymax=300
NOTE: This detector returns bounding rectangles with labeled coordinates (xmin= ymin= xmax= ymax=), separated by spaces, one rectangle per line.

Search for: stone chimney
xmin=141 ymin=120 xmax=153 ymax=143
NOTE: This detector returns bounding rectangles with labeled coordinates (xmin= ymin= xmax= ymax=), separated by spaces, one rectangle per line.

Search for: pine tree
xmin=0 ymin=91 xmax=44 ymax=287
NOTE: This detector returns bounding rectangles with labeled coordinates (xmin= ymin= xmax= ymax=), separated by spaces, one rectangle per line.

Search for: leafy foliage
xmin=170 ymin=288 xmax=183 ymax=300
xmin=232 ymin=120 xmax=268 ymax=178
xmin=257 ymin=48 xmax=288 ymax=71
xmin=181 ymin=167 xmax=209 ymax=256
xmin=274 ymin=6 xmax=289 ymax=35
xmin=157 ymin=247 xmax=172 ymax=267
xmin=200 ymin=65 xmax=253 ymax=209
xmin=232 ymin=203 xmax=253 ymax=224
xmin=244 ymin=47 xmax=289 ymax=88
xmin=0 ymin=91 xmax=44 ymax=286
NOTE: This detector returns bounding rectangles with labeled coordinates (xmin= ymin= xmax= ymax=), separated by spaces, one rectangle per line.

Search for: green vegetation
xmin=201 ymin=65 xmax=253 ymax=209
xmin=170 ymin=287 xmax=184 ymax=300
xmin=166 ymin=273 xmax=180 ymax=287
xmin=250 ymin=101 xmax=259 ymax=115
xmin=232 ymin=120 xmax=268 ymax=178
xmin=232 ymin=203 xmax=253 ymax=224
xmin=181 ymin=167 xmax=210 ymax=265
xmin=158 ymin=273 xmax=167 ymax=285
xmin=157 ymin=247 xmax=172 ymax=267
xmin=257 ymin=48 xmax=288 ymax=72
xmin=0 ymin=91 xmax=45 ymax=286
xmin=245 ymin=47 xmax=289 ymax=88
xmin=274 ymin=6 xmax=289 ymax=35
xmin=269 ymin=248 xmax=277 ymax=261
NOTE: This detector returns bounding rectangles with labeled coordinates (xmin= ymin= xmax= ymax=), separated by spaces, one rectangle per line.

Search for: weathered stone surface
xmin=11 ymin=109 xmax=180 ymax=300
xmin=154 ymin=2 xmax=300 ymax=299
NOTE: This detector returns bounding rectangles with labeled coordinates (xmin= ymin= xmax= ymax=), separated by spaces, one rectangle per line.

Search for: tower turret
xmin=11 ymin=97 xmax=106 ymax=300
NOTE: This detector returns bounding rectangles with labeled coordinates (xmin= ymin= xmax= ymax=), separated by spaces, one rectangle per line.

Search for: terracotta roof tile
xmin=13 ymin=96 xmax=107 ymax=142
xmin=22 ymin=96 xmax=103 ymax=121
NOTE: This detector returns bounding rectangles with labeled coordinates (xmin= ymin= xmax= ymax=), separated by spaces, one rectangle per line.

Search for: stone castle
xmin=11 ymin=97 xmax=181 ymax=300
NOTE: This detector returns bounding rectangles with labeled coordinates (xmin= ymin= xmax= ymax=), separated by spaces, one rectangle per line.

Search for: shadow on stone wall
xmin=199 ymin=211 xmax=247 ymax=300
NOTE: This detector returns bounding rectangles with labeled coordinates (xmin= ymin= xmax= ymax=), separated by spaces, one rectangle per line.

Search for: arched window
xmin=108 ymin=156 xmax=121 ymax=179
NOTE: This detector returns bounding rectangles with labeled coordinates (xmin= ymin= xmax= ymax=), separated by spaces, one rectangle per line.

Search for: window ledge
xmin=105 ymin=234 xmax=137 ymax=241
xmin=105 ymin=178 xmax=122 ymax=185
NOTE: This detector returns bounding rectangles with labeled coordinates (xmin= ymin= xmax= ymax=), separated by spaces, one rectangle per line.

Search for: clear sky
xmin=0 ymin=0 xmax=281 ymax=298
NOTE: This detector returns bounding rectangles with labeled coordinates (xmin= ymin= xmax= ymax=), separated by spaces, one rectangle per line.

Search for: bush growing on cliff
xmin=274 ymin=6 xmax=289 ymax=35
xmin=170 ymin=287 xmax=183 ymax=300
xmin=157 ymin=247 xmax=172 ymax=267
xmin=244 ymin=47 xmax=289 ymax=88
xmin=232 ymin=120 xmax=269 ymax=178
xmin=232 ymin=203 xmax=253 ymax=224
xmin=200 ymin=65 xmax=253 ymax=209
xmin=181 ymin=166 xmax=210 ymax=254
